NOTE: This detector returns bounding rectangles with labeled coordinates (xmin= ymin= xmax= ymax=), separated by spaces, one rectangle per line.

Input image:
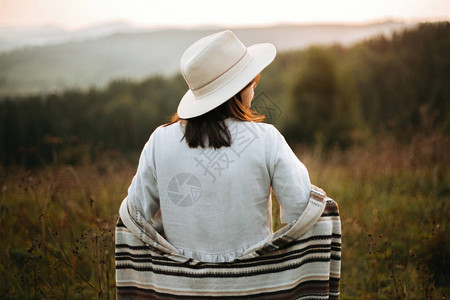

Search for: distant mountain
xmin=0 ymin=22 xmax=418 ymax=97
xmin=0 ymin=21 xmax=142 ymax=52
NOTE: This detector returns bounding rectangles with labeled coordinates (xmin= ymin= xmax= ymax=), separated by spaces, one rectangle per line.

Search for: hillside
xmin=0 ymin=22 xmax=415 ymax=97
xmin=1 ymin=22 xmax=448 ymax=167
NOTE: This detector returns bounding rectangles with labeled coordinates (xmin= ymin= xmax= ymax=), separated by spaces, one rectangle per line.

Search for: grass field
xmin=0 ymin=133 xmax=448 ymax=299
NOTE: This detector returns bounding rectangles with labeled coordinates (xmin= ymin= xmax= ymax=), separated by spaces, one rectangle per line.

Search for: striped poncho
xmin=115 ymin=185 xmax=341 ymax=299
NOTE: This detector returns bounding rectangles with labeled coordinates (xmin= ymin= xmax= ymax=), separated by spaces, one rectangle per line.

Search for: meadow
xmin=0 ymin=22 xmax=448 ymax=299
xmin=0 ymin=130 xmax=447 ymax=299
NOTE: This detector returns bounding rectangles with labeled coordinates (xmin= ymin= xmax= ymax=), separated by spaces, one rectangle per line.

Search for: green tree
xmin=286 ymin=47 xmax=363 ymax=148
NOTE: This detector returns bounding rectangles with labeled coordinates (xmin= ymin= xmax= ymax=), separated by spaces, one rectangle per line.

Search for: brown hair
xmin=163 ymin=77 xmax=265 ymax=149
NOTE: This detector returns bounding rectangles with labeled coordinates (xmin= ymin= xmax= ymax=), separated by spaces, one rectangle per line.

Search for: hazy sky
xmin=0 ymin=0 xmax=449 ymax=30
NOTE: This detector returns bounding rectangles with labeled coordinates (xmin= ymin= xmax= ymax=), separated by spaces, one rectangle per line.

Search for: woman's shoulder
xmin=223 ymin=119 xmax=285 ymax=151
xmin=230 ymin=119 xmax=282 ymax=140
xmin=225 ymin=118 xmax=278 ymax=132
xmin=151 ymin=118 xmax=283 ymax=145
xmin=150 ymin=121 xmax=182 ymax=137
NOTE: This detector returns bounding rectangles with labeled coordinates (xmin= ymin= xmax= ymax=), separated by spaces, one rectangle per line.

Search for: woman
xmin=116 ymin=30 xmax=341 ymax=299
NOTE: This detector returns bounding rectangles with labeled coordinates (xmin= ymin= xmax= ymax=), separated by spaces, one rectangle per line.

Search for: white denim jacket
xmin=126 ymin=117 xmax=311 ymax=262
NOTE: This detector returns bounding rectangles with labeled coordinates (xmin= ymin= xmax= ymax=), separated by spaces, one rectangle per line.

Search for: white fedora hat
xmin=177 ymin=30 xmax=276 ymax=119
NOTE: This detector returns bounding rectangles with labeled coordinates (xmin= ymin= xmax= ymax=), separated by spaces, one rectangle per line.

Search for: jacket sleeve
xmin=268 ymin=126 xmax=311 ymax=223
xmin=126 ymin=128 xmax=161 ymax=228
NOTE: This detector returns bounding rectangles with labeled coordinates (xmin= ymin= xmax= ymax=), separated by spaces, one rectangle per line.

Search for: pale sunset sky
xmin=0 ymin=0 xmax=449 ymax=30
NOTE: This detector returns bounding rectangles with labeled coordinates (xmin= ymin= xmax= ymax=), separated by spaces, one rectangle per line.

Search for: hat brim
xmin=177 ymin=43 xmax=276 ymax=119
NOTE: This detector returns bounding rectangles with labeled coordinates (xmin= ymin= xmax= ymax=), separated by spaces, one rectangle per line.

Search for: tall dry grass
xmin=300 ymin=132 xmax=449 ymax=299
xmin=0 ymin=156 xmax=134 ymax=299
xmin=0 ymin=132 xmax=448 ymax=299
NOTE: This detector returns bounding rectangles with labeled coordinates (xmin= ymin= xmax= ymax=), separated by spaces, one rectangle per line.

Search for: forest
xmin=1 ymin=22 xmax=448 ymax=167
xmin=0 ymin=22 xmax=448 ymax=298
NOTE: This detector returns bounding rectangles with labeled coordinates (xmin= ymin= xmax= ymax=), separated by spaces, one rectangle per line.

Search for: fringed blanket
xmin=115 ymin=185 xmax=341 ymax=299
